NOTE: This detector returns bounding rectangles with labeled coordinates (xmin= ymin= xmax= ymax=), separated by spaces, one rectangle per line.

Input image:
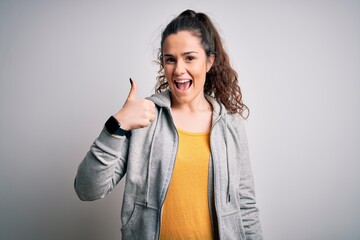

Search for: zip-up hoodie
xmin=75 ymin=90 xmax=263 ymax=240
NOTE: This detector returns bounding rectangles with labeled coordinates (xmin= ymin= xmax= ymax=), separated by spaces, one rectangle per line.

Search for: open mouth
xmin=174 ymin=79 xmax=192 ymax=91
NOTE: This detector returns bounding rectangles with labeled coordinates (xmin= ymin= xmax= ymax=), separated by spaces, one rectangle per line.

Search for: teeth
xmin=174 ymin=79 xmax=191 ymax=83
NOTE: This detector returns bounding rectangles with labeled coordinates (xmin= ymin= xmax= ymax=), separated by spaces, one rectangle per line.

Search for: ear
xmin=206 ymin=54 xmax=215 ymax=72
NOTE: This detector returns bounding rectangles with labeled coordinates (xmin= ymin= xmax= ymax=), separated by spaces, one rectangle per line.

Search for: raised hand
xmin=113 ymin=79 xmax=156 ymax=131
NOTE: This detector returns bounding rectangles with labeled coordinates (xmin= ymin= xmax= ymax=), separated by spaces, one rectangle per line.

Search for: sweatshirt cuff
xmin=94 ymin=128 xmax=128 ymax=155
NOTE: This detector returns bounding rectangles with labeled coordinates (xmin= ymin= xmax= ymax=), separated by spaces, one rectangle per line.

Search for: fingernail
xmin=129 ymin=78 xmax=133 ymax=85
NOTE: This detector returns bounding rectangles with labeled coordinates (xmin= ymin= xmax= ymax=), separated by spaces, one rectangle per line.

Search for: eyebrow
xmin=163 ymin=51 xmax=199 ymax=57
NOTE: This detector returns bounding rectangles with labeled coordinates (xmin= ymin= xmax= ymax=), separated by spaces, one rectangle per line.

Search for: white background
xmin=0 ymin=0 xmax=359 ymax=239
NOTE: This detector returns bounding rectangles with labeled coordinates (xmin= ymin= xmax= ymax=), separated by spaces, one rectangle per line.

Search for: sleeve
xmin=74 ymin=128 xmax=129 ymax=201
xmin=238 ymin=119 xmax=263 ymax=240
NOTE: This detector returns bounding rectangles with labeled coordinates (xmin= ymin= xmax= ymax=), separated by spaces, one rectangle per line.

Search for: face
xmin=162 ymin=31 xmax=214 ymax=106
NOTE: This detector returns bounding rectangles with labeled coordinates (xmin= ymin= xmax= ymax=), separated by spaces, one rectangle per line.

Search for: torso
xmin=171 ymin=107 xmax=212 ymax=133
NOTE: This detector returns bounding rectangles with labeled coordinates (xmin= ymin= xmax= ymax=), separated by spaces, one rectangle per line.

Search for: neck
xmin=170 ymin=94 xmax=212 ymax=112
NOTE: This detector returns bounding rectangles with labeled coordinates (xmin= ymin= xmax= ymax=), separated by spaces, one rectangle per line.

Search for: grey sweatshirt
xmin=75 ymin=90 xmax=263 ymax=240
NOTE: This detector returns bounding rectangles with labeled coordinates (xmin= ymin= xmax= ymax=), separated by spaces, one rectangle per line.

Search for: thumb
xmin=127 ymin=78 xmax=137 ymax=100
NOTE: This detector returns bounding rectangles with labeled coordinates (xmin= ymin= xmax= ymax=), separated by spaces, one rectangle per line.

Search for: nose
xmin=174 ymin=60 xmax=186 ymax=76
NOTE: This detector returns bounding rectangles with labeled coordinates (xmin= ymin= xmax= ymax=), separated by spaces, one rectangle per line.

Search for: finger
xmin=150 ymin=107 xmax=156 ymax=115
xmin=127 ymin=78 xmax=137 ymax=100
xmin=149 ymin=112 xmax=156 ymax=122
xmin=145 ymin=100 xmax=156 ymax=111
xmin=146 ymin=101 xmax=156 ymax=113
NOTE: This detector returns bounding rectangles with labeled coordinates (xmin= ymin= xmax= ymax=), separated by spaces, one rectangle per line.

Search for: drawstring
xmin=224 ymin=114 xmax=231 ymax=203
xmin=145 ymin=107 xmax=163 ymax=208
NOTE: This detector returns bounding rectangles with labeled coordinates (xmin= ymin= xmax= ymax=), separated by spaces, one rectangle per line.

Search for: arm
xmin=74 ymin=79 xmax=156 ymax=201
xmin=238 ymin=120 xmax=263 ymax=239
xmin=74 ymin=129 xmax=129 ymax=201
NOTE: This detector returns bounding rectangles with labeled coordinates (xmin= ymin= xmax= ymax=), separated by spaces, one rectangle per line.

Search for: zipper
xmin=208 ymin=154 xmax=216 ymax=238
xmin=156 ymin=108 xmax=179 ymax=240
xmin=156 ymin=107 xmax=223 ymax=239
xmin=209 ymin=113 xmax=223 ymax=238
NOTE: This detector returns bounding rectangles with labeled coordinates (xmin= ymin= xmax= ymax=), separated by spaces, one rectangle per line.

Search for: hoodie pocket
xmin=221 ymin=211 xmax=245 ymax=240
xmin=121 ymin=202 xmax=158 ymax=240
xmin=122 ymin=203 xmax=140 ymax=229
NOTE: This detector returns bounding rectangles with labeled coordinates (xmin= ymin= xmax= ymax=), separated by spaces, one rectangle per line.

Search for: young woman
xmin=75 ymin=9 xmax=263 ymax=240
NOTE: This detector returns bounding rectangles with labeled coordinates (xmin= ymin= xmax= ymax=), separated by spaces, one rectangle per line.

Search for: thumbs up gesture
xmin=113 ymin=79 xmax=156 ymax=130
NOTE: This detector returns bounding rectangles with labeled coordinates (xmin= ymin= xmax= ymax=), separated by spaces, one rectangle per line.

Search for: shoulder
xmin=147 ymin=90 xmax=171 ymax=109
xmin=225 ymin=112 xmax=246 ymax=132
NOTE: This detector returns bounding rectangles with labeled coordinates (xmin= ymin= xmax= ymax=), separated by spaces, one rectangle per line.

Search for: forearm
xmin=74 ymin=128 xmax=128 ymax=201
xmin=239 ymin=160 xmax=263 ymax=239
xmin=240 ymin=194 xmax=262 ymax=239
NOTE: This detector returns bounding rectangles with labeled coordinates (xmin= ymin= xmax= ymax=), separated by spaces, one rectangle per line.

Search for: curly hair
xmin=155 ymin=9 xmax=249 ymax=118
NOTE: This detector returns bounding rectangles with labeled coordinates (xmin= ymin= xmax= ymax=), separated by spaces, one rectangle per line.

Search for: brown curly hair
xmin=155 ymin=9 xmax=249 ymax=118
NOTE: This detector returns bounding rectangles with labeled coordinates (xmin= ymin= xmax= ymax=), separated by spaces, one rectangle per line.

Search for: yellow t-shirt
xmin=160 ymin=128 xmax=213 ymax=240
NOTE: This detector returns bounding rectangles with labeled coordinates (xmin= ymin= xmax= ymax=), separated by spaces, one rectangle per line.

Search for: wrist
xmin=105 ymin=116 xmax=131 ymax=139
xmin=113 ymin=112 xmax=131 ymax=131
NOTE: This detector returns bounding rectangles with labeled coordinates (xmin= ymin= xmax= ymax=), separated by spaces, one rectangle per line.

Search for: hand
xmin=113 ymin=79 xmax=156 ymax=130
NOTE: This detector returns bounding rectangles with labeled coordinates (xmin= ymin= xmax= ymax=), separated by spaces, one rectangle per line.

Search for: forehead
xmin=162 ymin=31 xmax=204 ymax=53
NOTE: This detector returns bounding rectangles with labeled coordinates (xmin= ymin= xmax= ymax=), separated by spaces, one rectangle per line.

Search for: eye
xmin=186 ymin=56 xmax=195 ymax=61
xmin=164 ymin=57 xmax=175 ymax=64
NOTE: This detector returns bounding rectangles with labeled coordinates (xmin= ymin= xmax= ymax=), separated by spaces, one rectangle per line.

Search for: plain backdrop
xmin=0 ymin=0 xmax=359 ymax=239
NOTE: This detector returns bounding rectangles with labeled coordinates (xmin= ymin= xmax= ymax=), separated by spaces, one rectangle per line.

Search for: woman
xmin=75 ymin=9 xmax=263 ymax=240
